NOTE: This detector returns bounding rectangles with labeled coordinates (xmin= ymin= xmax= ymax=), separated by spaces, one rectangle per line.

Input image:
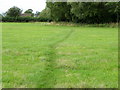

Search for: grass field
xmin=2 ymin=23 xmax=118 ymax=88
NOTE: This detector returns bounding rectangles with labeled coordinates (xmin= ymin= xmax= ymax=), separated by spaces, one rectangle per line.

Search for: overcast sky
xmin=0 ymin=0 xmax=46 ymax=14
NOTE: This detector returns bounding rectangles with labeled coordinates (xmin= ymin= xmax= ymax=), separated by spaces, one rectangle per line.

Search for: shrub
xmin=2 ymin=16 xmax=52 ymax=22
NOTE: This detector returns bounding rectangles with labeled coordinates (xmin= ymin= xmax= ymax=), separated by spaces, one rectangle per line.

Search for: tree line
xmin=1 ymin=6 xmax=51 ymax=22
xmin=1 ymin=2 xmax=120 ymax=23
xmin=46 ymin=2 xmax=120 ymax=23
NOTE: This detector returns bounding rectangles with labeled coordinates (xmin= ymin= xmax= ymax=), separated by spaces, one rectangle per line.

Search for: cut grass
xmin=2 ymin=23 xmax=118 ymax=88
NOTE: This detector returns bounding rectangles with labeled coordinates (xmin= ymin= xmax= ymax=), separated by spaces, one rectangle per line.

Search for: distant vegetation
xmin=1 ymin=2 xmax=120 ymax=23
xmin=47 ymin=2 xmax=120 ymax=23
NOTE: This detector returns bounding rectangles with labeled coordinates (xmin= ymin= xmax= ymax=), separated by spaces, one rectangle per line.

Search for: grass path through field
xmin=39 ymin=29 xmax=74 ymax=88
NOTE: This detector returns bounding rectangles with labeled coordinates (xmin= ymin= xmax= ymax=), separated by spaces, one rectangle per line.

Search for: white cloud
xmin=0 ymin=0 xmax=46 ymax=13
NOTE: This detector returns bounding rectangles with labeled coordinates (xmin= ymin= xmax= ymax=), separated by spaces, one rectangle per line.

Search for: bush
xmin=2 ymin=16 xmax=52 ymax=22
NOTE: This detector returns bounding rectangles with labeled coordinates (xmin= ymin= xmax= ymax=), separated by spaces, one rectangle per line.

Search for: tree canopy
xmin=24 ymin=9 xmax=34 ymax=17
xmin=46 ymin=2 xmax=119 ymax=23
xmin=6 ymin=6 xmax=22 ymax=17
xmin=2 ymin=2 xmax=119 ymax=23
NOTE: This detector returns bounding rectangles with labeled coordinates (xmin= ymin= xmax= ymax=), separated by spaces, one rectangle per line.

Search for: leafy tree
xmin=6 ymin=6 xmax=22 ymax=17
xmin=47 ymin=2 xmax=71 ymax=21
xmin=105 ymin=2 xmax=120 ymax=22
xmin=24 ymin=9 xmax=33 ymax=14
xmin=0 ymin=14 xmax=2 ymax=21
xmin=24 ymin=9 xmax=34 ymax=17
xmin=35 ymin=11 xmax=40 ymax=17
xmin=70 ymin=2 xmax=110 ymax=23
xmin=0 ymin=14 xmax=3 ymax=17
xmin=39 ymin=7 xmax=51 ymax=21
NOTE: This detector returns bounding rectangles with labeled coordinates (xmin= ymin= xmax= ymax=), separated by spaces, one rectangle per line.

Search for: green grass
xmin=2 ymin=23 xmax=118 ymax=88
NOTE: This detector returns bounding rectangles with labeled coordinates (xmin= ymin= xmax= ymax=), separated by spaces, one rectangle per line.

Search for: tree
xmin=0 ymin=14 xmax=2 ymax=21
xmin=24 ymin=9 xmax=34 ymax=17
xmin=35 ymin=11 xmax=40 ymax=17
xmin=47 ymin=2 xmax=71 ymax=21
xmin=0 ymin=14 xmax=3 ymax=17
xmin=105 ymin=2 xmax=120 ymax=22
xmin=6 ymin=6 xmax=22 ymax=17
xmin=69 ymin=2 xmax=110 ymax=23
xmin=39 ymin=7 xmax=51 ymax=21
xmin=24 ymin=9 xmax=33 ymax=14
